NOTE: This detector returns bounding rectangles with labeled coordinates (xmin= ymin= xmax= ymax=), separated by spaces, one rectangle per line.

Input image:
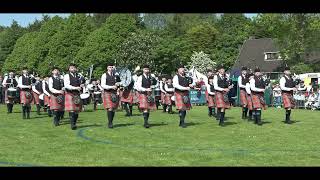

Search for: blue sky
xmin=0 ymin=13 xmax=258 ymax=27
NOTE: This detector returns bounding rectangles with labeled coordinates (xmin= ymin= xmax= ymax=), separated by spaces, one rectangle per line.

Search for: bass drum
xmin=116 ymin=67 xmax=132 ymax=88
xmin=80 ymin=93 xmax=91 ymax=105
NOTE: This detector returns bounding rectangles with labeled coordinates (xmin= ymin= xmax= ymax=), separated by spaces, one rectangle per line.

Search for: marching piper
xmin=32 ymin=74 xmax=43 ymax=115
xmin=164 ymin=76 xmax=174 ymax=114
xmin=172 ymin=64 xmax=193 ymax=128
xmin=213 ymin=65 xmax=232 ymax=126
xmin=88 ymin=78 xmax=103 ymax=111
xmin=136 ymin=65 xmax=157 ymax=128
xmin=249 ymin=67 xmax=267 ymax=126
xmin=18 ymin=67 xmax=34 ymax=119
xmin=64 ymin=63 xmax=84 ymax=130
xmin=205 ymin=69 xmax=216 ymax=117
xmin=238 ymin=66 xmax=249 ymax=119
xmin=101 ymin=63 xmax=120 ymax=128
xmin=2 ymin=70 xmax=18 ymax=113
xmin=49 ymin=67 xmax=65 ymax=126
xmin=280 ymin=66 xmax=305 ymax=124
xmin=245 ymin=72 xmax=254 ymax=121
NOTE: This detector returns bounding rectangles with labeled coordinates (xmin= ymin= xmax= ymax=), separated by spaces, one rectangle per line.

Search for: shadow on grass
xmin=113 ymin=123 xmax=135 ymax=128
xmin=77 ymin=124 xmax=102 ymax=128
xmin=281 ymin=120 xmax=301 ymax=124
xmin=149 ymin=123 xmax=168 ymax=127
xmin=261 ymin=121 xmax=272 ymax=124
xmin=185 ymin=122 xmax=201 ymax=126
xmin=223 ymin=121 xmax=238 ymax=126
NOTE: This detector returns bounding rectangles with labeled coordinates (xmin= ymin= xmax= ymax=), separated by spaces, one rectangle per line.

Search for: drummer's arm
xmin=48 ymin=78 xmax=60 ymax=94
xmin=32 ymin=85 xmax=40 ymax=94
xmin=42 ymin=81 xmax=50 ymax=96
xmin=164 ymin=84 xmax=174 ymax=92
xmin=2 ymin=76 xmax=7 ymax=87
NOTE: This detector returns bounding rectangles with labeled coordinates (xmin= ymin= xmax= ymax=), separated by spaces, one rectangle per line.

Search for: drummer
xmin=88 ymin=78 xmax=103 ymax=111
xmin=159 ymin=75 xmax=167 ymax=113
xmin=2 ymin=70 xmax=18 ymax=113
xmin=164 ymin=76 xmax=174 ymax=114
xmin=18 ymin=67 xmax=34 ymax=119
xmin=42 ymin=75 xmax=52 ymax=117
xmin=32 ymin=74 xmax=43 ymax=115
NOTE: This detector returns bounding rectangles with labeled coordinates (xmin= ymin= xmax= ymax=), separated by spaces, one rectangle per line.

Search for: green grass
xmin=0 ymin=104 xmax=320 ymax=166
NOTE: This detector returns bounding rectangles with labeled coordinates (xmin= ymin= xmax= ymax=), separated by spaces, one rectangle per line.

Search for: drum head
xmin=93 ymin=92 xmax=101 ymax=95
xmin=80 ymin=93 xmax=90 ymax=99
xmin=171 ymin=96 xmax=175 ymax=101
xmin=8 ymin=87 xmax=17 ymax=92
xmin=39 ymin=94 xmax=44 ymax=100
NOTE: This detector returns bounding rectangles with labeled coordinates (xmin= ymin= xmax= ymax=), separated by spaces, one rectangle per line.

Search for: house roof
xmin=232 ymin=38 xmax=284 ymax=73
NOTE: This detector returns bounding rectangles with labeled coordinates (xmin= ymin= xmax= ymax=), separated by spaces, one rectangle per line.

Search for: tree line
xmin=0 ymin=13 xmax=319 ymax=78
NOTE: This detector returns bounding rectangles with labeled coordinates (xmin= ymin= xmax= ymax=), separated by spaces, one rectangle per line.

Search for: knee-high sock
xmin=129 ymin=105 xmax=133 ymax=115
xmin=124 ymin=103 xmax=130 ymax=115
xmin=208 ymin=107 xmax=212 ymax=116
xmin=143 ymin=112 xmax=149 ymax=124
xmin=286 ymin=109 xmax=291 ymax=122
xmin=219 ymin=111 xmax=225 ymax=124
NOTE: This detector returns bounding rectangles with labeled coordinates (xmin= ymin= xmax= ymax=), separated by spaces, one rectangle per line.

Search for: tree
xmin=187 ymin=51 xmax=216 ymax=74
xmin=45 ymin=14 xmax=94 ymax=74
xmin=0 ymin=21 xmax=26 ymax=70
xmin=26 ymin=15 xmax=50 ymax=32
xmin=115 ymin=30 xmax=160 ymax=71
xmin=142 ymin=13 xmax=169 ymax=30
xmin=291 ymin=63 xmax=313 ymax=74
xmin=90 ymin=13 xmax=111 ymax=27
xmin=76 ymin=14 xmax=139 ymax=77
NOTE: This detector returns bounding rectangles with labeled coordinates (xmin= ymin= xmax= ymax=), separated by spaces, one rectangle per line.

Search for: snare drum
xmin=7 ymin=87 xmax=17 ymax=99
xmin=80 ymin=93 xmax=91 ymax=105
xmin=154 ymin=89 xmax=161 ymax=97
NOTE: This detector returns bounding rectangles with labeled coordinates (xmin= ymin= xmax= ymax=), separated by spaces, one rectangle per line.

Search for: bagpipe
xmin=147 ymin=74 xmax=158 ymax=103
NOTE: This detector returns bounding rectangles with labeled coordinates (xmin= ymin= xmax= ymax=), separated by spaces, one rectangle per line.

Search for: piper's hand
xmin=186 ymin=87 xmax=191 ymax=91
xmin=189 ymin=84 xmax=193 ymax=88
xmin=146 ymin=88 xmax=152 ymax=92
xmin=293 ymin=87 xmax=298 ymax=91
xmin=224 ymin=88 xmax=230 ymax=92
xmin=112 ymin=86 xmax=118 ymax=90
xmin=28 ymin=85 xmax=32 ymax=89
xmin=59 ymin=90 xmax=64 ymax=94
xmin=80 ymin=84 xmax=85 ymax=88
xmin=77 ymin=87 xmax=82 ymax=91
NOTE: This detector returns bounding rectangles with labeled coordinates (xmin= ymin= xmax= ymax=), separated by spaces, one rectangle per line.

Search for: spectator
xmin=273 ymin=84 xmax=282 ymax=108
xmin=0 ymin=75 xmax=4 ymax=104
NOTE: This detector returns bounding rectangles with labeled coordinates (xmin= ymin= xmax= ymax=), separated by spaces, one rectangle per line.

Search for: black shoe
xmin=108 ymin=123 xmax=113 ymax=128
xmin=144 ymin=123 xmax=150 ymax=128
xmin=54 ymin=120 xmax=60 ymax=126
xmin=181 ymin=123 xmax=186 ymax=128
xmin=71 ymin=125 xmax=77 ymax=130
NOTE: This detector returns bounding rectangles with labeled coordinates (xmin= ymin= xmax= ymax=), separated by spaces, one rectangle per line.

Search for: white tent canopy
xmin=188 ymin=66 xmax=208 ymax=85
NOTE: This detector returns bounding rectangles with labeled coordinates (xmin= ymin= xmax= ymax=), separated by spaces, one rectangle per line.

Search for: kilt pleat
xmin=20 ymin=90 xmax=33 ymax=105
xmin=207 ymin=95 xmax=215 ymax=107
xmin=174 ymin=91 xmax=191 ymax=110
xmin=282 ymin=92 xmax=295 ymax=109
xmin=103 ymin=91 xmax=119 ymax=110
xmin=246 ymin=93 xmax=253 ymax=110
xmin=251 ymin=92 xmax=266 ymax=110
xmin=44 ymin=95 xmax=50 ymax=106
xmin=120 ymin=89 xmax=133 ymax=104
xmin=161 ymin=92 xmax=165 ymax=104
xmin=215 ymin=91 xmax=230 ymax=109
xmin=64 ymin=92 xmax=82 ymax=112
xmin=240 ymin=89 xmax=248 ymax=107
xmin=164 ymin=93 xmax=173 ymax=105
xmin=50 ymin=94 xmax=65 ymax=111
xmin=138 ymin=93 xmax=156 ymax=110
xmin=32 ymin=92 xmax=40 ymax=105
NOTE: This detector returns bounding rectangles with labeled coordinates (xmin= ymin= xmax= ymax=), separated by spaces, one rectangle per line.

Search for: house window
xmin=264 ymin=52 xmax=283 ymax=61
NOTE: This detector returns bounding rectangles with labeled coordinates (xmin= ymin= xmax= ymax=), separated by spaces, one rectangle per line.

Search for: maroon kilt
xmin=133 ymin=91 xmax=139 ymax=104
xmin=174 ymin=91 xmax=191 ymax=111
xmin=44 ymin=94 xmax=50 ymax=106
xmin=161 ymin=92 xmax=165 ymax=104
xmin=120 ymin=89 xmax=134 ymax=104
xmin=205 ymin=90 xmax=209 ymax=102
xmin=282 ymin=92 xmax=295 ymax=109
xmin=207 ymin=94 xmax=215 ymax=108
xmin=138 ymin=92 xmax=156 ymax=110
xmin=64 ymin=92 xmax=82 ymax=112
xmin=20 ymin=90 xmax=33 ymax=105
xmin=32 ymin=92 xmax=40 ymax=105
xmin=164 ymin=92 xmax=174 ymax=105
xmin=103 ymin=91 xmax=119 ymax=110
xmin=50 ymin=94 xmax=64 ymax=111
xmin=251 ymin=92 xmax=266 ymax=110
xmin=4 ymin=88 xmax=15 ymax=104
xmin=240 ymin=89 xmax=248 ymax=107
xmin=246 ymin=93 xmax=253 ymax=110
xmin=215 ymin=91 xmax=230 ymax=109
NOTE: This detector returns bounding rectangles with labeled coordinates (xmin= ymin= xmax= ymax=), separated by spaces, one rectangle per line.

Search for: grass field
xmin=0 ymin=104 xmax=320 ymax=166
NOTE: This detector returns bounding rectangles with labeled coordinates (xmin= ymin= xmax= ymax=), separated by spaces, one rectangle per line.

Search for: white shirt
xmin=238 ymin=74 xmax=247 ymax=89
xmin=164 ymin=83 xmax=174 ymax=92
xmin=213 ymin=74 xmax=225 ymax=92
xmin=160 ymin=81 xmax=166 ymax=93
xmin=172 ymin=74 xmax=189 ymax=91
xmin=249 ymin=77 xmax=265 ymax=92
xmin=280 ymin=76 xmax=294 ymax=92
xmin=136 ymin=73 xmax=152 ymax=92
xmin=2 ymin=76 xmax=18 ymax=87
xmin=64 ymin=73 xmax=80 ymax=91
xmin=18 ymin=74 xmax=31 ymax=89
xmin=49 ymin=76 xmax=62 ymax=94
xmin=32 ymin=81 xmax=41 ymax=94
xmin=100 ymin=72 xmax=116 ymax=90
xmin=273 ymin=87 xmax=282 ymax=97
xmin=42 ymin=80 xmax=51 ymax=96
xmin=206 ymin=83 xmax=215 ymax=95
xmin=245 ymin=82 xmax=251 ymax=94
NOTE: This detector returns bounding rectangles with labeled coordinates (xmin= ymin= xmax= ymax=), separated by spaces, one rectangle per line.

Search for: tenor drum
xmin=80 ymin=93 xmax=91 ymax=105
